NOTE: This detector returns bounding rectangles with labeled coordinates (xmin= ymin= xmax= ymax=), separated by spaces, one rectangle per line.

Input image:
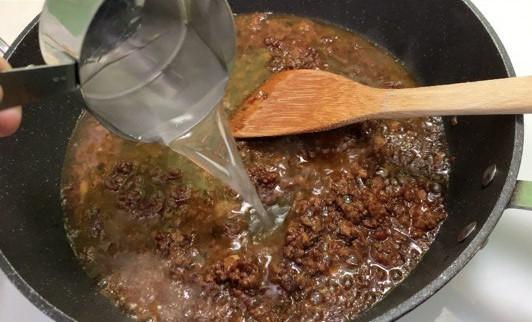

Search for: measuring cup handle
xmin=0 ymin=63 xmax=79 ymax=109
xmin=0 ymin=37 xmax=8 ymax=56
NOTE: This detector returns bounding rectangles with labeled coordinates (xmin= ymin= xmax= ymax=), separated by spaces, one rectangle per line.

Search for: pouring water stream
xmin=107 ymin=26 xmax=277 ymax=232
xmin=141 ymin=27 xmax=276 ymax=232
xmin=39 ymin=0 xmax=279 ymax=232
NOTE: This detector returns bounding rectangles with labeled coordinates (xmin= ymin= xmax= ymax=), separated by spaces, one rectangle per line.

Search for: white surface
xmin=1 ymin=1 xmax=532 ymax=321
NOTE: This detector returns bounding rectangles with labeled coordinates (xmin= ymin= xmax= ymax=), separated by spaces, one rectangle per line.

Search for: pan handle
xmin=508 ymin=181 xmax=532 ymax=210
xmin=0 ymin=63 xmax=79 ymax=109
xmin=0 ymin=36 xmax=79 ymax=108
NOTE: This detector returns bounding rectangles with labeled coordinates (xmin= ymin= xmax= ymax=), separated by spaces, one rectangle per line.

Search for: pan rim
xmin=366 ymin=1 xmax=523 ymax=320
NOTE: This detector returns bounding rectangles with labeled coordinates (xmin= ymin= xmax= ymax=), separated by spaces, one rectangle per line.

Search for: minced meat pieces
xmin=371 ymin=239 xmax=405 ymax=268
xmin=210 ymin=255 xmax=262 ymax=291
xmin=104 ymin=161 xmax=133 ymax=191
xmin=249 ymin=166 xmax=278 ymax=189
xmin=62 ymin=14 xmax=450 ymax=322
xmin=264 ymin=37 xmax=323 ymax=72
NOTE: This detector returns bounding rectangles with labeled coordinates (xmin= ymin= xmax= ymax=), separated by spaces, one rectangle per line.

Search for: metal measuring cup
xmin=0 ymin=0 xmax=235 ymax=143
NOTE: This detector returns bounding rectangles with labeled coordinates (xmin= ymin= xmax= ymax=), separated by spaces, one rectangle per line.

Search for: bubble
xmin=343 ymin=195 xmax=353 ymax=204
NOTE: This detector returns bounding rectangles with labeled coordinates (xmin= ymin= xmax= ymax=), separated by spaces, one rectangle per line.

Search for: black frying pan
xmin=0 ymin=0 xmax=530 ymax=321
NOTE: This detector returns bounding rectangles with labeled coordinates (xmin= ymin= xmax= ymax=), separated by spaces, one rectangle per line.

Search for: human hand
xmin=0 ymin=57 xmax=22 ymax=137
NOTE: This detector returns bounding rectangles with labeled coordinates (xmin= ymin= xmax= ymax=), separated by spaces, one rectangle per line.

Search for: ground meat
xmin=338 ymin=219 xmax=362 ymax=240
xmin=270 ymin=261 xmax=307 ymax=292
xmin=249 ymin=166 xmax=278 ymax=189
xmin=168 ymin=249 xmax=196 ymax=280
xmin=104 ymin=162 xmax=196 ymax=220
xmin=364 ymin=118 xmax=451 ymax=181
xmin=85 ymin=207 xmax=104 ymax=240
xmin=223 ymin=216 xmax=248 ymax=238
xmin=264 ymin=37 xmax=323 ymax=72
xmin=210 ymin=255 xmax=262 ymax=291
xmin=62 ymin=14 xmax=450 ymax=322
xmin=154 ymin=232 xmax=202 ymax=280
xmin=166 ymin=186 xmax=191 ymax=209
xmin=411 ymin=204 xmax=447 ymax=234
xmin=117 ymin=181 xmax=165 ymax=219
xmin=154 ymin=231 xmax=187 ymax=258
xmin=371 ymin=239 xmax=405 ymax=267
xmin=104 ymin=161 xmax=133 ymax=192
xmin=165 ymin=170 xmax=182 ymax=182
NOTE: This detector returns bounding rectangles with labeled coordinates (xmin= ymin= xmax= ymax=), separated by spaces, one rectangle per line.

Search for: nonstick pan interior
xmin=0 ymin=1 xmax=522 ymax=321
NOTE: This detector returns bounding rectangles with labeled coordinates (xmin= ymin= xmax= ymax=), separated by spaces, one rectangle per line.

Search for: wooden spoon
xmin=231 ymin=69 xmax=532 ymax=138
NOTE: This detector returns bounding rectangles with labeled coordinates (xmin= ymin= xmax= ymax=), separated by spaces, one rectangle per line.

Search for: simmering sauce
xmin=61 ymin=14 xmax=450 ymax=322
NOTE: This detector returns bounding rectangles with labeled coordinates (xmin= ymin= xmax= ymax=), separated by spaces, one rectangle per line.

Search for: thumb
xmin=0 ymin=58 xmax=22 ymax=137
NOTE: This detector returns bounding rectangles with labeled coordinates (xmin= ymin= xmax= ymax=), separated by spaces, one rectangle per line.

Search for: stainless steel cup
xmin=1 ymin=0 xmax=236 ymax=143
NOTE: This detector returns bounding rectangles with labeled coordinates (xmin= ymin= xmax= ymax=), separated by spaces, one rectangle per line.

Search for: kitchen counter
xmin=0 ymin=1 xmax=531 ymax=321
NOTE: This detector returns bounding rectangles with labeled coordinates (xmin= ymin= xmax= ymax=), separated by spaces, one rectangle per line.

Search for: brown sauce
xmin=61 ymin=14 xmax=450 ymax=322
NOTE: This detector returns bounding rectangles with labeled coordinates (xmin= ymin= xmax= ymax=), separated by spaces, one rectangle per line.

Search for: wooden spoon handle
xmin=382 ymin=76 xmax=532 ymax=117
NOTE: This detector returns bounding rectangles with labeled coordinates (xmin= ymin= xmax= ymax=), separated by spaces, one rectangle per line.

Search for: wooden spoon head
xmin=230 ymin=69 xmax=381 ymax=138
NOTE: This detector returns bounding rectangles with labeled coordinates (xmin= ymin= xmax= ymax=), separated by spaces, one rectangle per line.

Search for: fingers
xmin=0 ymin=105 xmax=22 ymax=137
xmin=0 ymin=57 xmax=10 ymax=71
xmin=0 ymin=57 xmax=22 ymax=137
